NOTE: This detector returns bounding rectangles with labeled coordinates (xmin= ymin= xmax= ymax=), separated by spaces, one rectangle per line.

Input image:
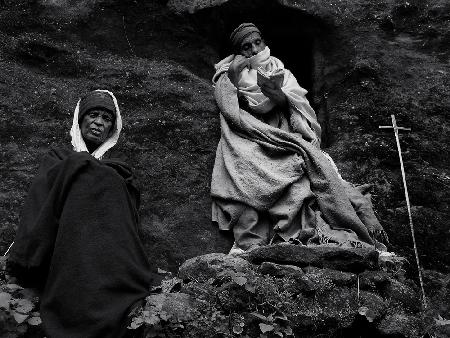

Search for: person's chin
xmin=84 ymin=134 xmax=104 ymax=146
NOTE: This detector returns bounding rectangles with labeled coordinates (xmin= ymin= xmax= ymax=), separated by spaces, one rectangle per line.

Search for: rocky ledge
xmin=1 ymin=245 xmax=449 ymax=337
xmin=128 ymin=245 xmax=449 ymax=338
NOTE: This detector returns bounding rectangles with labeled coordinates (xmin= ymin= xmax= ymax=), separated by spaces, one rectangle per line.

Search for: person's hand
xmin=310 ymin=138 xmax=320 ymax=148
xmin=228 ymin=55 xmax=249 ymax=87
xmin=260 ymin=82 xmax=288 ymax=108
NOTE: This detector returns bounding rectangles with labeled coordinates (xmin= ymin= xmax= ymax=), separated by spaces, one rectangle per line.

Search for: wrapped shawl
xmin=211 ymin=73 xmax=384 ymax=247
xmin=8 ymin=149 xmax=152 ymax=338
xmin=213 ymin=47 xmax=321 ymax=145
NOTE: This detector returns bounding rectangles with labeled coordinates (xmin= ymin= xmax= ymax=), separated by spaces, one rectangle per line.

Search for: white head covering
xmin=70 ymin=89 xmax=122 ymax=160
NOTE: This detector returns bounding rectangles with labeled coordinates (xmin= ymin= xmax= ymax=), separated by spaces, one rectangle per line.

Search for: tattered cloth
xmin=8 ymin=148 xmax=152 ymax=338
xmin=211 ymin=74 xmax=385 ymax=247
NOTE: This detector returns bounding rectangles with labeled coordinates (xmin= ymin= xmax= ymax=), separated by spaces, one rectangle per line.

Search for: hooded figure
xmin=71 ymin=89 xmax=122 ymax=159
xmin=211 ymin=24 xmax=386 ymax=254
xmin=8 ymin=90 xmax=152 ymax=338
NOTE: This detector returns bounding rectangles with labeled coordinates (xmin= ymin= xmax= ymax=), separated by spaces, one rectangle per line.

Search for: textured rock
xmin=144 ymin=293 xmax=200 ymax=322
xmin=259 ymin=261 xmax=304 ymax=277
xmin=377 ymin=313 xmax=422 ymax=338
xmin=145 ymin=253 xmax=434 ymax=337
xmin=178 ymin=253 xmax=253 ymax=282
xmin=358 ymin=290 xmax=388 ymax=323
xmin=304 ymin=266 xmax=357 ymax=287
xmin=167 ymin=0 xmax=229 ymax=14
xmin=259 ymin=262 xmax=316 ymax=294
xmin=167 ymin=0 xmax=336 ymax=21
xmin=359 ymin=270 xmax=391 ymax=291
xmin=382 ymin=279 xmax=421 ymax=312
xmin=243 ymin=244 xmax=379 ymax=272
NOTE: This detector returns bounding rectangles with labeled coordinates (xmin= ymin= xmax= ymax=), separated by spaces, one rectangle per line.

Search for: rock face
xmin=0 ymin=0 xmax=448 ymax=277
xmin=1 ymin=1 xmax=449 ymax=337
xmin=243 ymin=244 xmax=379 ymax=272
xmin=127 ymin=245 xmax=449 ymax=338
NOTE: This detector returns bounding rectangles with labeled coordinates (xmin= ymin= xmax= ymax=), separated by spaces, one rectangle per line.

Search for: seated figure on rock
xmin=7 ymin=90 xmax=152 ymax=337
xmin=211 ymin=23 xmax=387 ymax=254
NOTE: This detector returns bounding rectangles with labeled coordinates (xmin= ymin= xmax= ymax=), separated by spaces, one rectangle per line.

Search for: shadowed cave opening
xmin=192 ymin=0 xmax=339 ymax=146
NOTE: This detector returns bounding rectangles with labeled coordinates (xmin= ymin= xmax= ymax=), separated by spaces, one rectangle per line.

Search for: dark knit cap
xmin=78 ymin=91 xmax=116 ymax=121
xmin=230 ymin=23 xmax=261 ymax=50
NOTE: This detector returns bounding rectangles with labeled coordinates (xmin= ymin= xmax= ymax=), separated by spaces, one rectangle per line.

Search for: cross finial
xmin=379 ymin=114 xmax=411 ymax=133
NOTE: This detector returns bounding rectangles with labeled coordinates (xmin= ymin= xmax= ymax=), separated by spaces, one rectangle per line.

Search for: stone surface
xmin=304 ymin=266 xmax=357 ymax=287
xmin=377 ymin=313 xmax=422 ymax=338
xmin=178 ymin=253 xmax=253 ymax=282
xmin=145 ymin=253 xmax=437 ymax=337
xmin=381 ymin=279 xmax=421 ymax=312
xmin=2 ymin=250 xmax=447 ymax=337
xmin=259 ymin=262 xmax=316 ymax=294
xmin=243 ymin=244 xmax=379 ymax=272
xmin=259 ymin=261 xmax=305 ymax=277
xmin=359 ymin=270 xmax=391 ymax=291
xmin=167 ymin=0 xmax=229 ymax=14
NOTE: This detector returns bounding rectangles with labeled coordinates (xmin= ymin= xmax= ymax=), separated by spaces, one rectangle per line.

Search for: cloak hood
xmin=70 ymin=89 xmax=122 ymax=159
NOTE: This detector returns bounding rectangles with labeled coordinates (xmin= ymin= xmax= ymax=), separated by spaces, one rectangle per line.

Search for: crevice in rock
xmin=189 ymin=0 xmax=352 ymax=147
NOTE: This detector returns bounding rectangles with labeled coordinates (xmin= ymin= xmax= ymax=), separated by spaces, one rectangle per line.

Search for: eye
xmin=255 ymin=39 xmax=261 ymax=45
xmin=103 ymin=114 xmax=113 ymax=122
xmin=242 ymin=44 xmax=250 ymax=51
xmin=88 ymin=112 xmax=98 ymax=118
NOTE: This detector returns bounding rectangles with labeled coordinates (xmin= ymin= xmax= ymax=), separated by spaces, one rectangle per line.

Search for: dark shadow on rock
xmin=243 ymin=244 xmax=379 ymax=273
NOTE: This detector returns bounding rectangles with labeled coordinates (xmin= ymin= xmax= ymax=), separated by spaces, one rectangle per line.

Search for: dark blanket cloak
xmin=8 ymin=148 xmax=152 ymax=338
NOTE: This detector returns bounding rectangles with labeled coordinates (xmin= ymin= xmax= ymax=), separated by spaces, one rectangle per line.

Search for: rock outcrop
xmin=125 ymin=245 xmax=449 ymax=338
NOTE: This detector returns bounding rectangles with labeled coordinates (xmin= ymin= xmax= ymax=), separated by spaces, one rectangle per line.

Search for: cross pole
xmin=3 ymin=241 xmax=13 ymax=257
xmin=379 ymin=114 xmax=427 ymax=308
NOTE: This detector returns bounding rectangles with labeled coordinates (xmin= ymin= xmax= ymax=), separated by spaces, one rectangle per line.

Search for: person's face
xmin=80 ymin=109 xmax=115 ymax=147
xmin=240 ymin=32 xmax=266 ymax=58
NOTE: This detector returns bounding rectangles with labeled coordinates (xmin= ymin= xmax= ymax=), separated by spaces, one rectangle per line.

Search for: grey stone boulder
xmin=143 ymin=293 xmax=200 ymax=322
xmin=242 ymin=244 xmax=379 ymax=273
xmin=178 ymin=253 xmax=253 ymax=283
xmin=377 ymin=313 xmax=423 ymax=338
xmin=359 ymin=270 xmax=391 ymax=291
xmin=166 ymin=0 xmax=337 ymax=22
xmin=382 ymin=279 xmax=421 ymax=312
xmin=259 ymin=262 xmax=316 ymax=294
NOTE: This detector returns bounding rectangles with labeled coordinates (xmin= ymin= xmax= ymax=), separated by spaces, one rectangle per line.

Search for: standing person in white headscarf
xmin=7 ymin=90 xmax=152 ymax=338
xmin=211 ymin=24 xmax=386 ymax=254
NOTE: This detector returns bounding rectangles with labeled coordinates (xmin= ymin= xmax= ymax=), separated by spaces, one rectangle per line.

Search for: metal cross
xmin=379 ymin=114 xmax=427 ymax=308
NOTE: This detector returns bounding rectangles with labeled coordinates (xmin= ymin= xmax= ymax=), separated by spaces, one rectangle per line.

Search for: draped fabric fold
xmin=8 ymin=148 xmax=152 ymax=338
xmin=211 ymin=74 xmax=384 ymax=248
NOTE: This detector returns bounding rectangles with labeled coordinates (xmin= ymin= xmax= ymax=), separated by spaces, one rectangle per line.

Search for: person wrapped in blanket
xmin=211 ymin=23 xmax=387 ymax=255
xmin=7 ymin=90 xmax=152 ymax=338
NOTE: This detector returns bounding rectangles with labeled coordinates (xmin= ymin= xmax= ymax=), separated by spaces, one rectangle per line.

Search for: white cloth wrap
xmin=70 ymin=89 xmax=122 ymax=159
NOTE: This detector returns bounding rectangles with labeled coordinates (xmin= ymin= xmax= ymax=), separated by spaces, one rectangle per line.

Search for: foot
xmin=228 ymin=242 xmax=245 ymax=255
